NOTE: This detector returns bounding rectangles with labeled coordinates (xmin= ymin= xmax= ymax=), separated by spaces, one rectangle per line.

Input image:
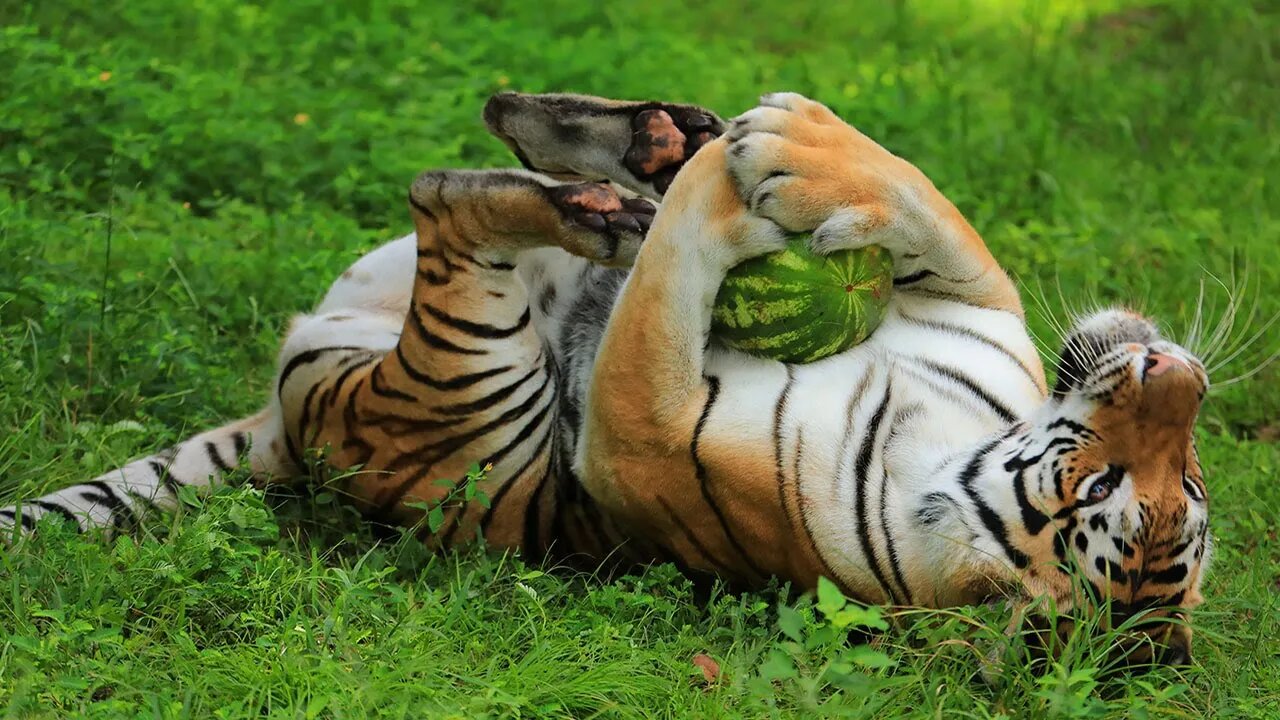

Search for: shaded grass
xmin=1 ymin=0 xmax=1278 ymax=716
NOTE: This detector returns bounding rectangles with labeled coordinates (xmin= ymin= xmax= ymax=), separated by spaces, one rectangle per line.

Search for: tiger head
xmin=1006 ymin=309 xmax=1209 ymax=665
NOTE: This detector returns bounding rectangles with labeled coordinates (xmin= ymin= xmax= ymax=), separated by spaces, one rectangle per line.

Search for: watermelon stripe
xmin=711 ymin=237 xmax=893 ymax=364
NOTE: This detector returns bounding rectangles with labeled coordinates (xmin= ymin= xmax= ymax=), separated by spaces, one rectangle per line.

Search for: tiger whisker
xmin=1207 ymin=309 xmax=1280 ymax=375
xmin=1196 ymin=265 xmax=1248 ymax=366
xmin=1209 ymin=344 xmax=1280 ymax=389
xmin=1183 ymin=277 xmax=1208 ymax=357
xmin=1024 ymin=277 xmax=1072 ymax=346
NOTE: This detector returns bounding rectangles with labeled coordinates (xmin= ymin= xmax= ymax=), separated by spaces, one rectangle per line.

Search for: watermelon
xmin=710 ymin=236 xmax=893 ymax=363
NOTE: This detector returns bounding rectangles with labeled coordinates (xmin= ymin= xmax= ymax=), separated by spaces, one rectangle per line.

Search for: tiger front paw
xmin=724 ymin=93 xmax=937 ymax=258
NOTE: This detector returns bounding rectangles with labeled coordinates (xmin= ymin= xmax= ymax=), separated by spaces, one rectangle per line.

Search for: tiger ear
xmin=482 ymin=92 xmax=726 ymax=200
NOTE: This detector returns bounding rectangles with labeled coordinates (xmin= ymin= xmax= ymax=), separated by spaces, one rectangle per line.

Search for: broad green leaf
xmin=777 ymin=604 xmax=805 ymax=642
xmin=427 ymin=506 xmax=445 ymax=533
xmin=816 ymin=576 xmax=847 ymax=618
xmin=847 ymin=646 xmax=895 ymax=669
xmin=831 ymin=605 xmax=888 ymax=631
xmin=759 ymin=649 xmax=798 ymax=681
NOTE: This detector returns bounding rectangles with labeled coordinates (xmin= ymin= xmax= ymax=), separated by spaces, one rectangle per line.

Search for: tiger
xmin=2 ymin=91 xmax=1209 ymax=666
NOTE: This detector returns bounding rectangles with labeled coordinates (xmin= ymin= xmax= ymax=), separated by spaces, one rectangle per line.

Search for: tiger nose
xmin=1145 ymin=352 xmax=1186 ymax=378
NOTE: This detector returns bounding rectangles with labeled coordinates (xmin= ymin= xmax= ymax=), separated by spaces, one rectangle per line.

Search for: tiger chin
xmin=1 ymin=91 xmax=1208 ymax=668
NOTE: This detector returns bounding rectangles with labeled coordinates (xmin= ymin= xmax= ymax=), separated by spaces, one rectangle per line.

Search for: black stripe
xmin=691 ymin=376 xmax=768 ymax=581
xmin=458 ymin=398 xmax=556 ymax=544
xmin=1055 ymin=516 xmax=1077 ymax=562
xmin=909 ymin=358 xmax=1018 ymax=423
xmin=370 ymin=363 xmax=419 ymax=402
xmin=376 ymin=374 xmax=554 ymax=514
xmin=1051 ymin=466 xmax=1066 ymax=501
xmin=1003 ymin=437 xmax=1077 ymax=473
xmin=1096 ymin=556 xmax=1128 ymax=585
xmin=393 ymin=345 xmax=510 ymax=391
xmin=124 ymin=488 xmax=162 ymax=517
xmin=893 ymin=269 xmax=937 ymax=286
xmin=896 ymin=365 xmax=978 ymax=418
xmin=957 ymin=437 xmax=1031 ymax=569
xmin=475 ymin=423 xmax=555 ymax=540
xmin=656 ymin=496 xmax=730 ymax=575
xmin=477 ymin=392 xmax=557 ymax=472
xmin=406 ymin=305 xmax=487 ymax=356
xmin=417 ymin=268 xmax=450 ymax=286
xmin=1046 ymin=417 xmax=1100 ymax=439
xmin=878 ymin=466 xmax=914 ymax=605
xmin=407 ymin=192 xmax=436 ymax=220
xmin=836 ymin=371 xmax=876 ymax=480
xmin=423 ymin=304 xmax=531 ymax=340
xmin=80 ymin=480 xmax=137 ymax=529
xmin=361 ymin=412 xmax=469 ymax=438
xmin=819 ymin=371 xmax=877 ymax=591
xmin=522 ymin=449 xmax=556 ymax=557
xmin=294 ymin=378 xmax=325 ymax=450
xmin=327 ymin=356 xmax=378 ymax=408
xmin=2 ymin=508 xmax=34 ymax=531
xmin=149 ymin=459 xmax=182 ymax=499
xmin=432 ymin=360 xmax=544 ymax=416
xmin=915 ymin=492 xmax=960 ymax=526
xmin=1146 ymin=563 xmax=1188 ymax=586
xmin=852 ymin=383 xmax=899 ymax=604
xmin=232 ymin=432 xmax=248 ymax=460
xmin=340 ymin=378 xmax=375 ymax=468
xmin=206 ymin=441 xmax=233 ymax=473
xmin=899 ymin=312 xmax=1042 ymax=390
xmin=1011 ymin=468 xmax=1051 ymax=536
xmin=277 ymin=346 xmax=367 ymax=395
xmin=399 ymin=373 xmax=554 ymax=464
xmin=308 ymin=386 xmax=336 ymax=448
xmin=1166 ymin=536 xmax=1197 ymax=560
xmin=772 ymin=367 xmax=797 ymax=535
xmin=30 ymin=500 xmax=80 ymax=528
xmin=791 ymin=428 xmax=841 ymax=588
xmin=448 ymin=248 xmax=484 ymax=268
xmin=432 ymin=247 xmax=462 ymax=275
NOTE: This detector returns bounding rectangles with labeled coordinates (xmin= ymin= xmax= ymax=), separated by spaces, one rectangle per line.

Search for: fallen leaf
xmin=692 ymin=653 xmax=721 ymax=685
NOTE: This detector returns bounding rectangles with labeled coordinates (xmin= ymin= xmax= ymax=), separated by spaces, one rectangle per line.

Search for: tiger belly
xmin=579 ymin=295 xmax=1046 ymax=601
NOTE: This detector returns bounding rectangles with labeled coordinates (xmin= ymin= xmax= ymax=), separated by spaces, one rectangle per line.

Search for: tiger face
xmin=1010 ymin=309 xmax=1209 ymax=664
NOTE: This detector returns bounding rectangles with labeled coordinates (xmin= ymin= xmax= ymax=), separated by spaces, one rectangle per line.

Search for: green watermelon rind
xmin=710 ymin=237 xmax=893 ymax=364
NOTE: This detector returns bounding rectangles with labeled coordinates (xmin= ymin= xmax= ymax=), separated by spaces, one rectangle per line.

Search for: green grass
xmin=2 ymin=0 xmax=1278 ymax=716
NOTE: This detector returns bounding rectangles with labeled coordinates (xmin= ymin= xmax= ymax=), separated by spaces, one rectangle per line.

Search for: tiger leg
xmin=581 ymin=137 xmax=790 ymax=576
xmin=0 ymin=410 xmax=292 ymax=535
xmin=722 ymin=93 xmax=1024 ymax=315
xmin=289 ymin=169 xmax=656 ymax=550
